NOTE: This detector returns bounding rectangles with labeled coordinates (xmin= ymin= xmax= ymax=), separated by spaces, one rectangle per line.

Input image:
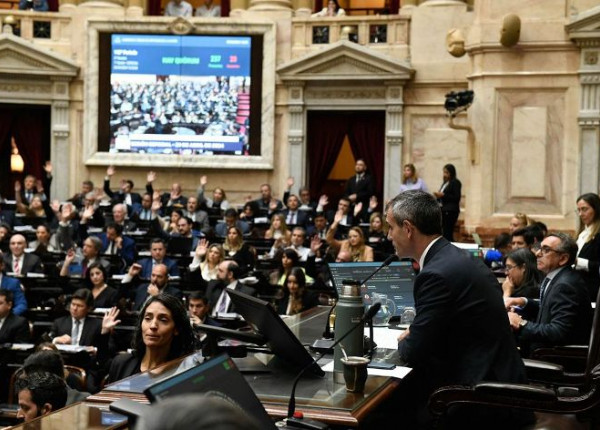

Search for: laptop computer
xmin=144 ymin=353 xmax=277 ymax=430
xmin=327 ymin=261 xmax=416 ymax=318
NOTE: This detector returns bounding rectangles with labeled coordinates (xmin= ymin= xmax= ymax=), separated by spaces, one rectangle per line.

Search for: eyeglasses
xmin=537 ymin=246 xmax=562 ymax=256
xmin=504 ymin=264 xmax=521 ymax=272
xmin=575 ymin=207 xmax=592 ymax=214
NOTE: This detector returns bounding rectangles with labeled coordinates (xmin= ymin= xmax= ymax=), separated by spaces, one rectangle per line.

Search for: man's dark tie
xmin=539 ymin=277 xmax=551 ymax=302
xmin=82 ymin=260 xmax=88 ymax=276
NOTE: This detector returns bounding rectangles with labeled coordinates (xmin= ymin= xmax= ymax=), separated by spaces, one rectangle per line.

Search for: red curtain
xmin=306 ymin=111 xmax=348 ymax=199
xmin=347 ymin=111 xmax=385 ymax=205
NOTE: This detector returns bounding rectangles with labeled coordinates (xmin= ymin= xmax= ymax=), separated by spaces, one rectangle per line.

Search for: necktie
xmin=217 ymin=290 xmax=228 ymax=314
xmin=82 ymin=260 xmax=88 ymax=276
xmin=539 ymin=277 xmax=551 ymax=302
xmin=110 ymin=241 xmax=116 ymax=255
xmin=13 ymin=258 xmax=20 ymax=275
xmin=71 ymin=320 xmax=81 ymax=345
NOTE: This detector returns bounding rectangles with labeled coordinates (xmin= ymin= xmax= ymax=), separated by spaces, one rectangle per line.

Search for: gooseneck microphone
xmin=286 ymin=303 xmax=381 ymax=426
xmin=341 ymin=254 xmax=398 ymax=287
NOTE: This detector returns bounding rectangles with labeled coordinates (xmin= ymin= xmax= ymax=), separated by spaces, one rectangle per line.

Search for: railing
xmin=291 ymin=14 xmax=410 ymax=57
xmin=0 ymin=10 xmax=71 ymax=43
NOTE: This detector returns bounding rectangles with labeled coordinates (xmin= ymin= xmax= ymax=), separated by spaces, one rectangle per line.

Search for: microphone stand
xmin=286 ymin=303 xmax=381 ymax=428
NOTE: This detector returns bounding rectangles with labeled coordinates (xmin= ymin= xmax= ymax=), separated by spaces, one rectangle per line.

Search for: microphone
xmin=286 ymin=303 xmax=381 ymax=425
xmin=341 ymin=254 xmax=397 ymax=287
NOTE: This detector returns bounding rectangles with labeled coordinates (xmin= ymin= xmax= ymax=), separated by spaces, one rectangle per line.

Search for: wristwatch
xmin=519 ymin=318 xmax=528 ymax=328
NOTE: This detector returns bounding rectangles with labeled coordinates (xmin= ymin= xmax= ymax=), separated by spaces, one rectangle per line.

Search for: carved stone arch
xmin=277 ymin=40 xmax=414 ymax=200
xmin=0 ymin=33 xmax=79 ymax=199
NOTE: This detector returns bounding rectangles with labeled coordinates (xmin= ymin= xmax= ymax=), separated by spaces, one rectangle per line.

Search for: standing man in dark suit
xmin=506 ymin=232 xmax=593 ymax=354
xmin=433 ymin=163 xmax=462 ymax=242
xmin=344 ymin=159 xmax=374 ymax=218
xmin=205 ymin=261 xmax=256 ymax=317
xmin=103 ymin=166 xmax=142 ymax=210
xmin=0 ymin=289 xmax=30 ymax=343
xmin=385 ymin=190 xmax=530 ymax=428
xmin=3 ymin=234 xmax=43 ymax=276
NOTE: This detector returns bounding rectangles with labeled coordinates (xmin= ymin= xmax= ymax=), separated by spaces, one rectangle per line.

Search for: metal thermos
xmin=333 ymin=284 xmax=364 ymax=383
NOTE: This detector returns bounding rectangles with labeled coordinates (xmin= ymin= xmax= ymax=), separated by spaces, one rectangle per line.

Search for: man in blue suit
xmin=385 ymin=190 xmax=531 ymax=428
xmin=136 ymin=238 xmax=180 ymax=279
xmin=98 ymin=223 xmax=136 ymax=267
xmin=0 ymin=259 xmax=28 ymax=315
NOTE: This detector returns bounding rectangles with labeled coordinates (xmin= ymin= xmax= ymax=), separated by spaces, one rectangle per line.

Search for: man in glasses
xmin=505 ymin=232 xmax=592 ymax=355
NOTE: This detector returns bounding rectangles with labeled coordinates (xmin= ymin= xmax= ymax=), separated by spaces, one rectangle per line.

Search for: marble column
xmin=287 ymin=84 xmax=306 ymax=188
xmin=50 ymin=78 xmax=72 ymax=201
xmin=385 ymin=84 xmax=404 ymax=200
xmin=578 ymin=53 xmax=600 ymax=194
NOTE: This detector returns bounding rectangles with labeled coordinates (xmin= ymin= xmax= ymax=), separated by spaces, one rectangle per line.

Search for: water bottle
xmin=333 ymin=284 xmax=364 ymax=384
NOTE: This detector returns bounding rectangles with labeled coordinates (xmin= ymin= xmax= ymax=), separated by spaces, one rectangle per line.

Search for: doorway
xmin=306 ymin=110 xmax=385 ymax=212
xmin=0 ymin=104 xmax=51 ymax=200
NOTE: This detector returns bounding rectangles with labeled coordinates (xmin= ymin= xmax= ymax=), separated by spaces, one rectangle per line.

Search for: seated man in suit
xmin=170 ymin=216 xmax=199 ymax=253
xmin=67 ymin=179 xmax=94 ymax=210
xmin=205 ymin=261 xmax=256 ymax=317
xmin=121 ymin=263 xmax=183 ymax=311
xmin=15 ymin=372 xmax=67 ymax=423
xmin=0 ymin=259 xmax=28 ymax=315
xmin=182 ymin=196 xmax=211 ymax=236
xmin=214 ymin=209 xmax=250 ymax=238
xmin=136 ymin=238 xmax=180 ymax=279
xmin=188 ymin=291 xmax=220 ymax=349
xmin=253 ymin=183 xmax=284 ymax=216
xmin=506 ymin=232 xmax=593 ymax=355
xmin=385 ymin=190 xmax=530 ymax=428
xmin=130 ymin=193 xmax=157 ymax=222
xmin=0 ymin=289 xmax=30 ymax=343
xmin=280 ymin=194 xmax=309 ymax=228
xmin=99 ymin=223 xmax=136 ymax=268
xmin=59 ymin=237 xmax=111 ymax=277
xmin=3 ymin=233 xmax=43 ymax=276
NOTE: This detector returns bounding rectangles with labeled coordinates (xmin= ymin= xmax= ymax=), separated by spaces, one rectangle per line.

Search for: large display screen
xmin=98 ymin=33 xmax=262 ymax=156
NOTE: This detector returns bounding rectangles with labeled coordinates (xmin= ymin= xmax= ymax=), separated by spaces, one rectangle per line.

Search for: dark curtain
xmin=11 ymin=108 xmax=49 ymax=184
xmin=0 ymin=110 xmax=15 ymax=199
xmin=347 ymin=111 xmax=385 ymax=205
xmin=314 ymin=0 xmax=322 ymax=12
xmin=306 ymin=112 xmax=347 ymax=200
xmin=389 ymin=0 xmax=399 ymax=14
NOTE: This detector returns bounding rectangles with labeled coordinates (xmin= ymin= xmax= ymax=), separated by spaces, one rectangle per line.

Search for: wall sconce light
xmin=10 ymin=139 xmax=24 ymax=173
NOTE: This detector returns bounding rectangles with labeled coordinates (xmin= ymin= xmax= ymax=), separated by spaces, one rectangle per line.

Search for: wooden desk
xmin=9 ymin=307 xmax=403 ymax=428
xmin=8 ymin=402 xmax=128 ymax=429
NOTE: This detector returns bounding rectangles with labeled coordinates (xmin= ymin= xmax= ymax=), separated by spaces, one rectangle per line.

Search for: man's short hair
xmin=292 ymin=227 xmax=306 ymax=237
xmin=224 ymin=208 xmax=238 ymax=218
xmin=0 ymin=288 xmax=14 ymax=305
xmin=106 ymin=223 xmax=123 ymax=236
xmin=150 ymin=238 xmax=167 ymax=247
xmin=15 ymin=372 xmax=67 ymax=414
xmin=512 ymin=227 xmax=535 ymax=246
xmin=126 ymin=179 xmax=134 ymax=189
xmin=71 ymin=288 xmax=94 ymax=308
xmin=548 ymin=232 xmax=578 ymax=266
xmin=23 ymin=350 xmax=65 ymax=379
xmin=188 ymin=291 xmax=207 ymax=303
xmin=225 ymin=261 xmax=241 ymax=279
xmin=83 ymin=180 xmax=94 ymax=188
xmin=385 ymin=190 xmax=442 ymax=236
xmin=87 ymin=236 xmax=103 ymax=253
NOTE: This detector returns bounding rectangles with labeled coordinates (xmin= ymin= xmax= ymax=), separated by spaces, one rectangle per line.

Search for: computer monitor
xmin=327 ymin=261 xmax=416 ymax=317
xmin=227 ymin=289 xmax=325 ymax=377
xmin=144 ymin=353 xmax=276 ymax=430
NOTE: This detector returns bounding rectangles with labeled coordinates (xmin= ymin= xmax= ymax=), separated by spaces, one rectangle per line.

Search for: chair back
xmin=585 ymin=288 xmax=600 ymax=384
xmin=64 ymin=365 xmax=87 ymax=392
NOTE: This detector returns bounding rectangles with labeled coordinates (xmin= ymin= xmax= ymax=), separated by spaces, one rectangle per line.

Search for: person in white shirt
xmin=195 ymin=0 xmax=221 ymax=17
xmin=164 ymin=0 xmax=193 ymax=17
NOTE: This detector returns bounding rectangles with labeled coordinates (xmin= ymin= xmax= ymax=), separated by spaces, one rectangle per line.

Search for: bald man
xmin=124 ymin=263 xmax=183 ymax=310
xmin=3 ymin=234 xmax=43 ymax=275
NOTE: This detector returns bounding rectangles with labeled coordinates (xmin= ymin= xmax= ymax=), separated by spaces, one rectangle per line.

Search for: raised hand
xmin=195 ymin=238 xmax=208 ymax=259
xmin=354 ymin=202 xmax=363 ymax=217
xmin=269 ymin=199 xmax=279 ymax=212
xmin=334 ymin=209 xmax=343 ymax=224
xmin=51 ymin=199 xmax=61 ymax=214
xmin=369 ymin=196 xmax=378 ymax=211
xmin=200 ymin=175 xmax=208 ymax=187
xmin=101 ymin=307 xmax=121 ymax=334
xmin=151 ymin=200 xmax=162 ymax=213
xmin=318 ymin=195 xmax=328 ymax=207
xmin=107 ymin=166 xmax=115 ymax=177
xmin=310 ymin=235 xmax=322 ymax=253
xmin=36 ymin=179 xmax=44 ymax=193
xmin=81 ymin=206 xmax=94 ymax=221
xmin=43 ymin=160 xmax=53 ymax=174
xmin=128 ymin=262 xmax=142 ymax=277
xmin=147 ymin=171 xmax=156 ymax=183
xmin=286 ymin=177 xmax=294 ymax=189
xmin=14 ymin=181 xmax=21 ymax=192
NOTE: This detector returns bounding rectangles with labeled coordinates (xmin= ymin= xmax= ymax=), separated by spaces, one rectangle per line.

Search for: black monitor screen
xmin=144 ymin=353 xmax=275 ymax=429
xmin=227 ymin=289 xmax=325 ymax=377
xmin=327 ymin=261 xmax=416 ymax=316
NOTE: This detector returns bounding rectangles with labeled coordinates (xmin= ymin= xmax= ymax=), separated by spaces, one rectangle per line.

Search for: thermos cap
xmin=340 ymin=285 xmax=361 ymax=297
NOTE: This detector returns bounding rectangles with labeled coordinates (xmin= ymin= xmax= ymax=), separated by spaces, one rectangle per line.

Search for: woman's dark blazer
xmin=578 ymin=232 xmax=600 ymax=301
xmin=439 ymin=178 xmax=462 ymax=212
xmin=276 ymin=289 xmax=320 ymax=315
xmin=108 ymin=353 xmax=142 ymax=383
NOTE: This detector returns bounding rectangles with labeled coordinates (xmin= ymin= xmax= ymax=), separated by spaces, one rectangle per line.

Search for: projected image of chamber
xmin=108 ymin=34 xmax=253 ymax=156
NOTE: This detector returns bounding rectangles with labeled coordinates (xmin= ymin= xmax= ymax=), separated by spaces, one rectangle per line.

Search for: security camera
xmin=444 ymin=90 xmax=474 ymax=114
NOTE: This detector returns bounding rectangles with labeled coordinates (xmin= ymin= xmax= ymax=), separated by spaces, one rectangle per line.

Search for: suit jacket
xmin=0 ymin=210 xmax=15 ymax=228
xmin=182 ymin=209 xmax=211 ymax=234
xmin=438 ymin=178 xmax=462 ymax=212
xmin=344 ymin=173 xmax=374 ymax=207
xmin=103 ymin=179 xmax=142 ymax=206
xmin=0 ymin=275 xmax=27 ymax=315
xmin=133 ymin=284 xmax=183 ymax=311
xmin=97 ymin=233 xmax=136 ymax=267
xmin=520 ymin=267 xmax=593 ymax=352
xmin=108 ymin=352 xmax=141 ymax=383
xmin=137 ymin=257 xmax=180 ymax=279
xmin=215 ymin=221 xmax=250 ymax=237
xmin=205 ymin=280 xmax=256 ymax=314
xmin=398 ymin=238 xmax=527 ymax=423
xmin=577 ymin=233 xmax=600 ymax=301
xmin=279 ymin=209 xmax=309 ymax=228
xmin=3 ymin=253 xmax=43 ymax=276
xmin=52 ymin=315 xmax=104 ymax=347
xmin=0 ymin=313 xmax=31 ymax=343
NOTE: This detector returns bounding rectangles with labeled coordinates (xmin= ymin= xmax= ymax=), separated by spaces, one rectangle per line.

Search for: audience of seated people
xmin=6 ymin=159 xmax=600 ymax=430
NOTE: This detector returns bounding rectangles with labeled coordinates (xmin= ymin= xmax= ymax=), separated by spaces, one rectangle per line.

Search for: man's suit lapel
xmin=422 ymin=237 xmax=449 ymax=267
xmin=539 ymin=268 xmax=566 ymax=322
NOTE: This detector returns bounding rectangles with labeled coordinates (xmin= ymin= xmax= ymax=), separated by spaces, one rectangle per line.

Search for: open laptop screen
xmin=144 ymin=353 xmax=276 ymax=429
xmin=328 ymin=261 xmax=416 ymax=316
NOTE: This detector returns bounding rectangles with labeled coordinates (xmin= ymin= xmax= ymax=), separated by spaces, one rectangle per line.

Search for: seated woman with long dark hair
xmin=85 ymin=262 xmax=118 ymax=308
xmin=276 ymin=267 xmax=319 ymax=316
xmin=502 ymin=248 xmax=542 ymax=299
xmin=107 ymin=294 xmax=194 ymax=383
